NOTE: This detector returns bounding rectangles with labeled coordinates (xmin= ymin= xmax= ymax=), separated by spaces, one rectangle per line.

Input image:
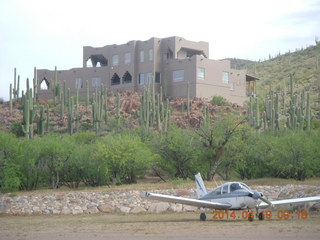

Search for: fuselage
xmin=199 ymin=182 xmax=261 ymax=209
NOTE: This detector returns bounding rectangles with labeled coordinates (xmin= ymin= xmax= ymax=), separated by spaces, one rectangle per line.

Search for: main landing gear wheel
xmin=258 ymin=212 xmax=264 ymax=220
xmin=200 ymin=213 xmax=207 ymax=221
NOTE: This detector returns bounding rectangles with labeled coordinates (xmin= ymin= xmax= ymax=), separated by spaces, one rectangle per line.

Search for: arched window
xmin=86 ymin=55 xmax=108 ymax=67
xmin=40 ymin=78 xmax=49 ymax=90
xmin=122 ymin=71 xmax=132 ymax=84
xmin=111 ymin=73 xmax=120 ymax=85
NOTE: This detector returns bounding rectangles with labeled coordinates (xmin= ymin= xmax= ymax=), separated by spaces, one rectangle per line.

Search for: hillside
xmin=0 ymin=92 xmax=242 ymax=134
xmin=229 ymin=42 xmax=320 ymax=117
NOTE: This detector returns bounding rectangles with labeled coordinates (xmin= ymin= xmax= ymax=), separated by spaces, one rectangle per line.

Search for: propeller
xmin=239 ymin=183 xmax=254 ymax=195
xmin=240 ymin=184 xmax=273 ymax=207
xmin=259 ymin=193 xmax=273 ymax=206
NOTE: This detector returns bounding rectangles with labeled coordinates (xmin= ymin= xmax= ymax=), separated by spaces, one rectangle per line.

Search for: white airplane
xmin=145 ymin=173 xmax=320 ymax=221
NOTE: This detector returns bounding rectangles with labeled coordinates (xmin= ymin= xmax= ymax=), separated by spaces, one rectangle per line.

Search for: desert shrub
xmin=98 ymin=133 xmax=156 ymax=184
xmin=10 ymin=121 xmax=25 ymax=137
xmin=210 ymin=96 xmax=230 ymax=106
xmin=155 ymin=127 xmax=201 ymax=179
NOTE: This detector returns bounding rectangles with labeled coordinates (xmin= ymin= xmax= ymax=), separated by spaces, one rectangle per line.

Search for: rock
xmin=97 ymin=204 xmax=114 ymax=213
xmin=131 ymin=206 xmax=146 ymax=214
xmin=309 ymin=202 xmax=320 ymax=212
xmin=0 ymin=204 xmax=9 ymax=211
xmin=61 ymin=207 xmax=72 ymax=215
xmin=84 ymin=207 xmax=99 ymax=214
xmin=32 ymin=206 xmax=41 ymax=213
xmin=72 ymin=207 xmax=83 ymax=215
xmin=119 ymin=206 xmax=131 ymax=214
xmin=183 ymin=205 xmax=198 ymax=212
xmin=169 ymin=203 xmax=183 ymax=212
xmin=52 ymin=209 xmax=61 ymax=214
xmin=148 ymin=202 xmax=169 ymax=213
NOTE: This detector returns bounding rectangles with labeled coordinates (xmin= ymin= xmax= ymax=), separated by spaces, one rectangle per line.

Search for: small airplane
xmin=145 ymin=173 xmax=320 ymax=221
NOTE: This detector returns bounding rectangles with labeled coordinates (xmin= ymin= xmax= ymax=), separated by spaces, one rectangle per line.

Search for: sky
xmin=0 ymin=0 xmax=319 ymax=100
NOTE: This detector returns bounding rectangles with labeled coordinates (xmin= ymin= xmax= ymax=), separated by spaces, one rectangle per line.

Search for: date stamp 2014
xmin=212 ymin=210 xmax=308 ymax=220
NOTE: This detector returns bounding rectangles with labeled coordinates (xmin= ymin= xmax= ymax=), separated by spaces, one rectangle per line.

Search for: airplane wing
xmin=258 ymin=196 xmax=320 ymax=209
xmin=145 ymin=192 xmax=232 ymax=209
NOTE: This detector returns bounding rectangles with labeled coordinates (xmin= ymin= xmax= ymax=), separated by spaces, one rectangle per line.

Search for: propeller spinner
xmin=240 ymin=184 xmax=273 ymax=207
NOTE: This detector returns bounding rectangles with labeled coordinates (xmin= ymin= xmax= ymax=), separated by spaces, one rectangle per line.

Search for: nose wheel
xmin=248 ymin=211 xmax=254 ymax=222
xmin=200 ymin=212 xmax=207 ymax=221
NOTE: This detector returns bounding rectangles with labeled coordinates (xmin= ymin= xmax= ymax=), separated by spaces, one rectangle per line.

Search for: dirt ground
xmin=1 ymin=212 xmax=320 ymax=240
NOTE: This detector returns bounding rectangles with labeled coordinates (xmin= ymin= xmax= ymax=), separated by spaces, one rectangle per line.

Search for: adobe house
xmin=37 ymin=36 xmax=258 ymax=105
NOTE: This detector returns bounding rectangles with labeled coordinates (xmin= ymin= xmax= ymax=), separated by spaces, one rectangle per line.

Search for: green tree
xmin=265 ymin=130 xmax=320 ymax=180
xmin=99 ymin=134 xmax=156 ymax=184
xmin=35 ymin=134 xmax=74 ymax=189
xmin=64 ymin=142 xmax=110 ymax=187
xmin=59 ymin=131 xmax=102 ymax=188
xmin=195 ymin=116 xmax=246 ymax=180
xmin=17 ymin=139 xmax=43 ymax=190
xmin=156 ymin=127 xmax=201 ymax=179
xmin=233 ymin=133 xmax=271 ymax=179
xmin=0 ymin=131 xmax=21 ymax=192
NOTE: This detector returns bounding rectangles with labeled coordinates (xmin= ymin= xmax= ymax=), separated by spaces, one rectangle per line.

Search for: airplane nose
xmin=252 ymin=191 xmax=261 ymax=199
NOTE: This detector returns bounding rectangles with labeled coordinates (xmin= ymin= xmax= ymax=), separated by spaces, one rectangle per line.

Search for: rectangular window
xmin=148 ymin=49 xmax=153 ymax=61
xmin=91 ymin=77 xmax=101 ymax=87
xmin=145 ymin=72 xmax=153 ymax=84
xmin=197 ymin=68 xmax=205 ymax=80
xmin=124 ymin=52 xmax=131 ymax=64
xmin=222 ymin=71 xmax=229 ymax=83
xmin=138 ymin=73 xmax=145 ymax=85
xmin=172 ymin=70 xmax=184 ymax=82
xmin=155 ymin=72 xmax=161 ymax=83
xmin=140 ymin=50 xmax=144 ymax=62
xmin=112 ymin=55 xmax=119 ymax=66
xmin=75 ymin=78 xmax=83 ymax=89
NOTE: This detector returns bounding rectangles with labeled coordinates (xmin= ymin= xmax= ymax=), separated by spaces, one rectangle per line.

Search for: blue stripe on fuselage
xmin=199 ymin=190 xmax=249 ymax=200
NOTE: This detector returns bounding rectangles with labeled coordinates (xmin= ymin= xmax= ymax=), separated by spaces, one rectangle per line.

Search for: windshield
xmin=239 ymin=183 xmax=251 ymax=190
xmin=229 ymin=183 xmax=251 ymax=192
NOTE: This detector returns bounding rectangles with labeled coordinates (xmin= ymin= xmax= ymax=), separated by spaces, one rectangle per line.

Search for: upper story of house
xmin=82 ymin=36 xmax=209 ymax=71
xmin=37 ymin=36 xmax=258 ymax=105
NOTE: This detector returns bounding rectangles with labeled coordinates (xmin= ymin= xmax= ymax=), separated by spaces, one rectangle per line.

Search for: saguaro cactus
xmin=187 ymin=81 xmax=190 ymax=115
xmin=9 ymin=84 xmax=12 ymax=115
xmin=86 ymin=80 xmax=90 ymax=112
xmin=38 ymin=105 xmax=46 ymax=136
xmin=306 ymin=92 xmax=311 ymax=130
xmin=33 ymin=67 xmax=38 ymax=103
xmin=22 ymin=99 xmax=30 ymax=139
xmin=75 ymin=88 xmax=80 ymax=131
xmin=68 ymin=93 xmax=74 ymax=135
xmin=116 ymin=92 xmax=121 ymax=127
xmin=46 ymin=104 xmax=50 ymax=133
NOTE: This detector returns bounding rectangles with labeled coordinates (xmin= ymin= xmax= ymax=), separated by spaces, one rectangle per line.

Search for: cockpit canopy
xmin=207 ymin=182 xmax=251 ymax=197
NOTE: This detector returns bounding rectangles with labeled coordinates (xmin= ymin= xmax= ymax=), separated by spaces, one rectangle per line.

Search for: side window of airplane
xmin=214 ymin=187 xmax=222 ymax=195
xmin=230 ymin=183 xmax=239 ymax=192
xmin=222 ymin=184 xmax=228 ymax=194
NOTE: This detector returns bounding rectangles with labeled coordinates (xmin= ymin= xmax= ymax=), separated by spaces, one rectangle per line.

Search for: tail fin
xmin=195 ymin=172 xmax=207 ymax=199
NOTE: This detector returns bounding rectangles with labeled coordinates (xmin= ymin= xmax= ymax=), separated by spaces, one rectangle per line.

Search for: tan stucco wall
xmin=38 ymin=36 xmax=249 ymax=105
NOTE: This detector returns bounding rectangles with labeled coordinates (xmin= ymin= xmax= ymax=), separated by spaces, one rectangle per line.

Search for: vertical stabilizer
xmin=195 ymin=172 xmax=207 ymax=199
